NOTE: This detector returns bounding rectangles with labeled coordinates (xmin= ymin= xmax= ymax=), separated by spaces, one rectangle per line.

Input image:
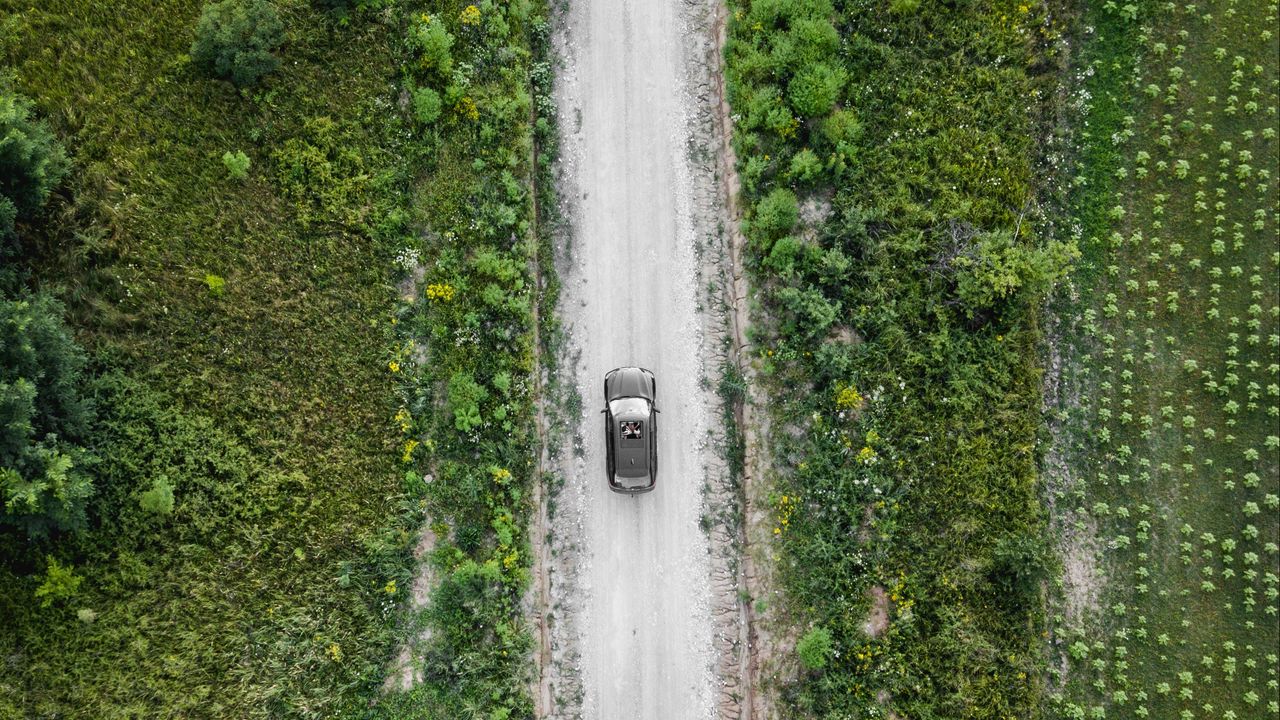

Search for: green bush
xmin=190 ymin=0 xmax=284 ymax=87
xmin=788 ymin=63 xmax=843 ymax=118
xmin=272 ymin=116 xmax=369 ymax=226
xmin=0 ymin=89 xmax=69 ymax=244
xmin=448 ymin=372 xmax=487 ymax=432
xmin=796 ymin=626 xmax=834 ymax=670
xmin=788 ymin=148 xmax=823 ymax=184
xmin=203 ymin=273 xmax=225 ymax=296
xmin=989 ymin=533 xmax=1052 ymax=609
xmin=949 ymin=226 xmax=1079 ymax=314
xmin=413 ymin=16 xmax=455 ymax=78
xmin=34 ymin=556 xmax=82 ymax=608
xmin=0 ymin=197 xmax=15 ymax=255
xmin=776 ymin=18 xmax=840 ymax=69
xmin=1 ymin=294 xmax=94 ymax=536
xmin=750 ymin=188 xmax=799 ymax=244
xmin=138 ymin=477 xmax=175 ymax=516
xmin=221 ymin=150 xmax=251 ymax=180
xmin=413 ymin=87 xmax=443 ymax=125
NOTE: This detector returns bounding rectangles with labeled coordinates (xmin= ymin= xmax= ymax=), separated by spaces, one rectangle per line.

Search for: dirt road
xmin=540 ymin=0 xmax=735 ymax=718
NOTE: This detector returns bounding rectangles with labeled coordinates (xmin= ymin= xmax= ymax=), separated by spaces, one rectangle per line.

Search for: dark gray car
xmin=602 ymin=366 xmax=658 ymax=493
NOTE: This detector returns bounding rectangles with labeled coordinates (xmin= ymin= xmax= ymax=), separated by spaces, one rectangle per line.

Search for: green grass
xmin=1043 ymin=0 xmax=1280 ymax=717
xmin=0 ymin=0 xmax=545 ymax=716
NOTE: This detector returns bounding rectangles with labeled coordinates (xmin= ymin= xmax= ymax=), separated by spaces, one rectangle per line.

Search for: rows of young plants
xmin=1 ymin=0 xmax=551 ymax=717
xmin=724 ymin=0 xmax=1072 ymax=716
xmin=1043 ymin=0 xmax=1279 ymax=717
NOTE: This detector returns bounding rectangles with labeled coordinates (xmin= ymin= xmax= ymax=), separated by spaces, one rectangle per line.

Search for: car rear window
xmin=620 ymin=420 xmax=643 ymax=440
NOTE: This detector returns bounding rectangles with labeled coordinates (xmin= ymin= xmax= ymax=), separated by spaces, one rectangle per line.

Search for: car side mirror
xmin=600 ymin=408 xmax=607 ymax=413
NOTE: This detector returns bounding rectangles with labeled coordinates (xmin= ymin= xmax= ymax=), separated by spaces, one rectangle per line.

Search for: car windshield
xmin=620 ymin=420 xmax=643 ymax=439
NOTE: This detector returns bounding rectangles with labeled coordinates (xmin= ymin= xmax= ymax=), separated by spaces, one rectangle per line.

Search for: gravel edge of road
xmin=707 ymin=3 xmax=791 ymax=718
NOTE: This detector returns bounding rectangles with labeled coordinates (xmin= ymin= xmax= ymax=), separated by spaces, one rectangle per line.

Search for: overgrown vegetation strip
xmin=370 ymin=0 xmax=555 ymax=717
xmin=722 ymin=0 xmax=1072 ymax=716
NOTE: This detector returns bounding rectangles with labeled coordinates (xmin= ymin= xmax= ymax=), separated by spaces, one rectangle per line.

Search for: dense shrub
xmin=413 ymin=86 xmax=443 ymax=125
xmin=776 ymin=18 xmax=839 ymax=70
xmin=796 ymin=626 xmax=833 ymax=670
xmin=988 ymin=533 xmax=1051 ymax=610
xmin=0 ymin=90 xmax=69 ymax=246
xmin=0 ymin=294 xmax=94 ymax=537
xmin=34 ymin=556 xmax=81 ymax=607
xmin=447 ymin=371 xmax=487 ymax=432
xmin=412 ymin=16 xmax=455 ymax=78
xmin=787 ymin=63 xmax=843 ymax=118
xmin=788 ymin=148 xmax=823 ymax=184
xmin=750 ymin=187 xmax=799 ymax=245
xmin=190 ymin=0 xmax=284 ymax=87
xmin=946 ymin=225 xmax=1079 ymax=315
xmin=272 ymin=116 xmax=368 ymax=225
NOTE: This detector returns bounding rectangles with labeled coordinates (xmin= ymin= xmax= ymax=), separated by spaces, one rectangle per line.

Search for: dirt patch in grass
xmin=863 ymin=585 xmax=891 ymax=640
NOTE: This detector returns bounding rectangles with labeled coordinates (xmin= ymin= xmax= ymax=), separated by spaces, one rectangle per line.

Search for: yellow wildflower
xmin=384 ymin=579 xmax=397 ymax=595
xmin=326 ymin=643 xmax=343 ymax=662
xmin=426 ymin=283 xmax=456 ymax=302
xmin=402 ymin=438 xmax=419 ymax=463
xmin=459 ymin=5 xmax=481 ymax=25
xmin=457 ymin=96 xmax=479 ymax=121
xmin=835 ymin=384 xmax=864 ymax=410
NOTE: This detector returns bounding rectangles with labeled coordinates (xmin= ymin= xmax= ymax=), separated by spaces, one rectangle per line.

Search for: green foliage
xmin=749 ymin=187 xmax=799 ymax=247
xmin=413 ymin=86 xmax=443 ymax=125
xmin=272 ymin=115 xmax=369 ymax=226
xmin=448 ymin=371 xmax=487 ymax=432
xmin=33 ymin=556 xmax=81 ymax=608
xmin=137 ymin=477 xmax=175 ymax=516
xmin=0 ymin=294 xmax=93 ymax=536
xmin=412 ymin=15 xmax=455 ymax=79
xmin=190 ymin=0 xmax=284 ymax=87
xmin=948 ymin=226 xmax=1079 ymax=315
xmin=221 ymin=149 xmax=251 ymax=180
xmin=796 ymin=626 xmax=833 ymax=670
xmin=788 ymin=148 xmax=822 ymax=184
xmin=0 ymin=88 xmax=68 ymax=247
xmin=889 ymin=0 xmax=921 ymax=15
xmin=203 ymin=273 xmax=225 ymax=296
xmin=787 ymin=63 xmax=843 ymax=118
xmin=988 ymin=533 xmax=1050 ymax=608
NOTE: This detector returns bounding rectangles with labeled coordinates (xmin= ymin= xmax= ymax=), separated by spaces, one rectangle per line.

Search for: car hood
xmin=606 ymin=368 xmax=653 ymax=402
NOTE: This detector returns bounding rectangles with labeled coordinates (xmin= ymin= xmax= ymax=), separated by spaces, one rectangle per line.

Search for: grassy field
xmin=725 ymin=0 xmax=1068 ymax=716
xmin=1042 ymin=0 xmax=1280 ymax=717
xmin=0 ymin=0 xmax=550 ymax=717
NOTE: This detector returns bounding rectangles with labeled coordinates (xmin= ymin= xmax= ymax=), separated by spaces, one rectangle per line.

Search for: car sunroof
xmin=620 ymin=420 xmax=643 ymax=439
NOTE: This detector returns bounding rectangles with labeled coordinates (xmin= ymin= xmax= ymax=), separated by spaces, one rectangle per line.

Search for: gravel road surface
xmin=542 ymin=0 xmax=728 ymax=718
